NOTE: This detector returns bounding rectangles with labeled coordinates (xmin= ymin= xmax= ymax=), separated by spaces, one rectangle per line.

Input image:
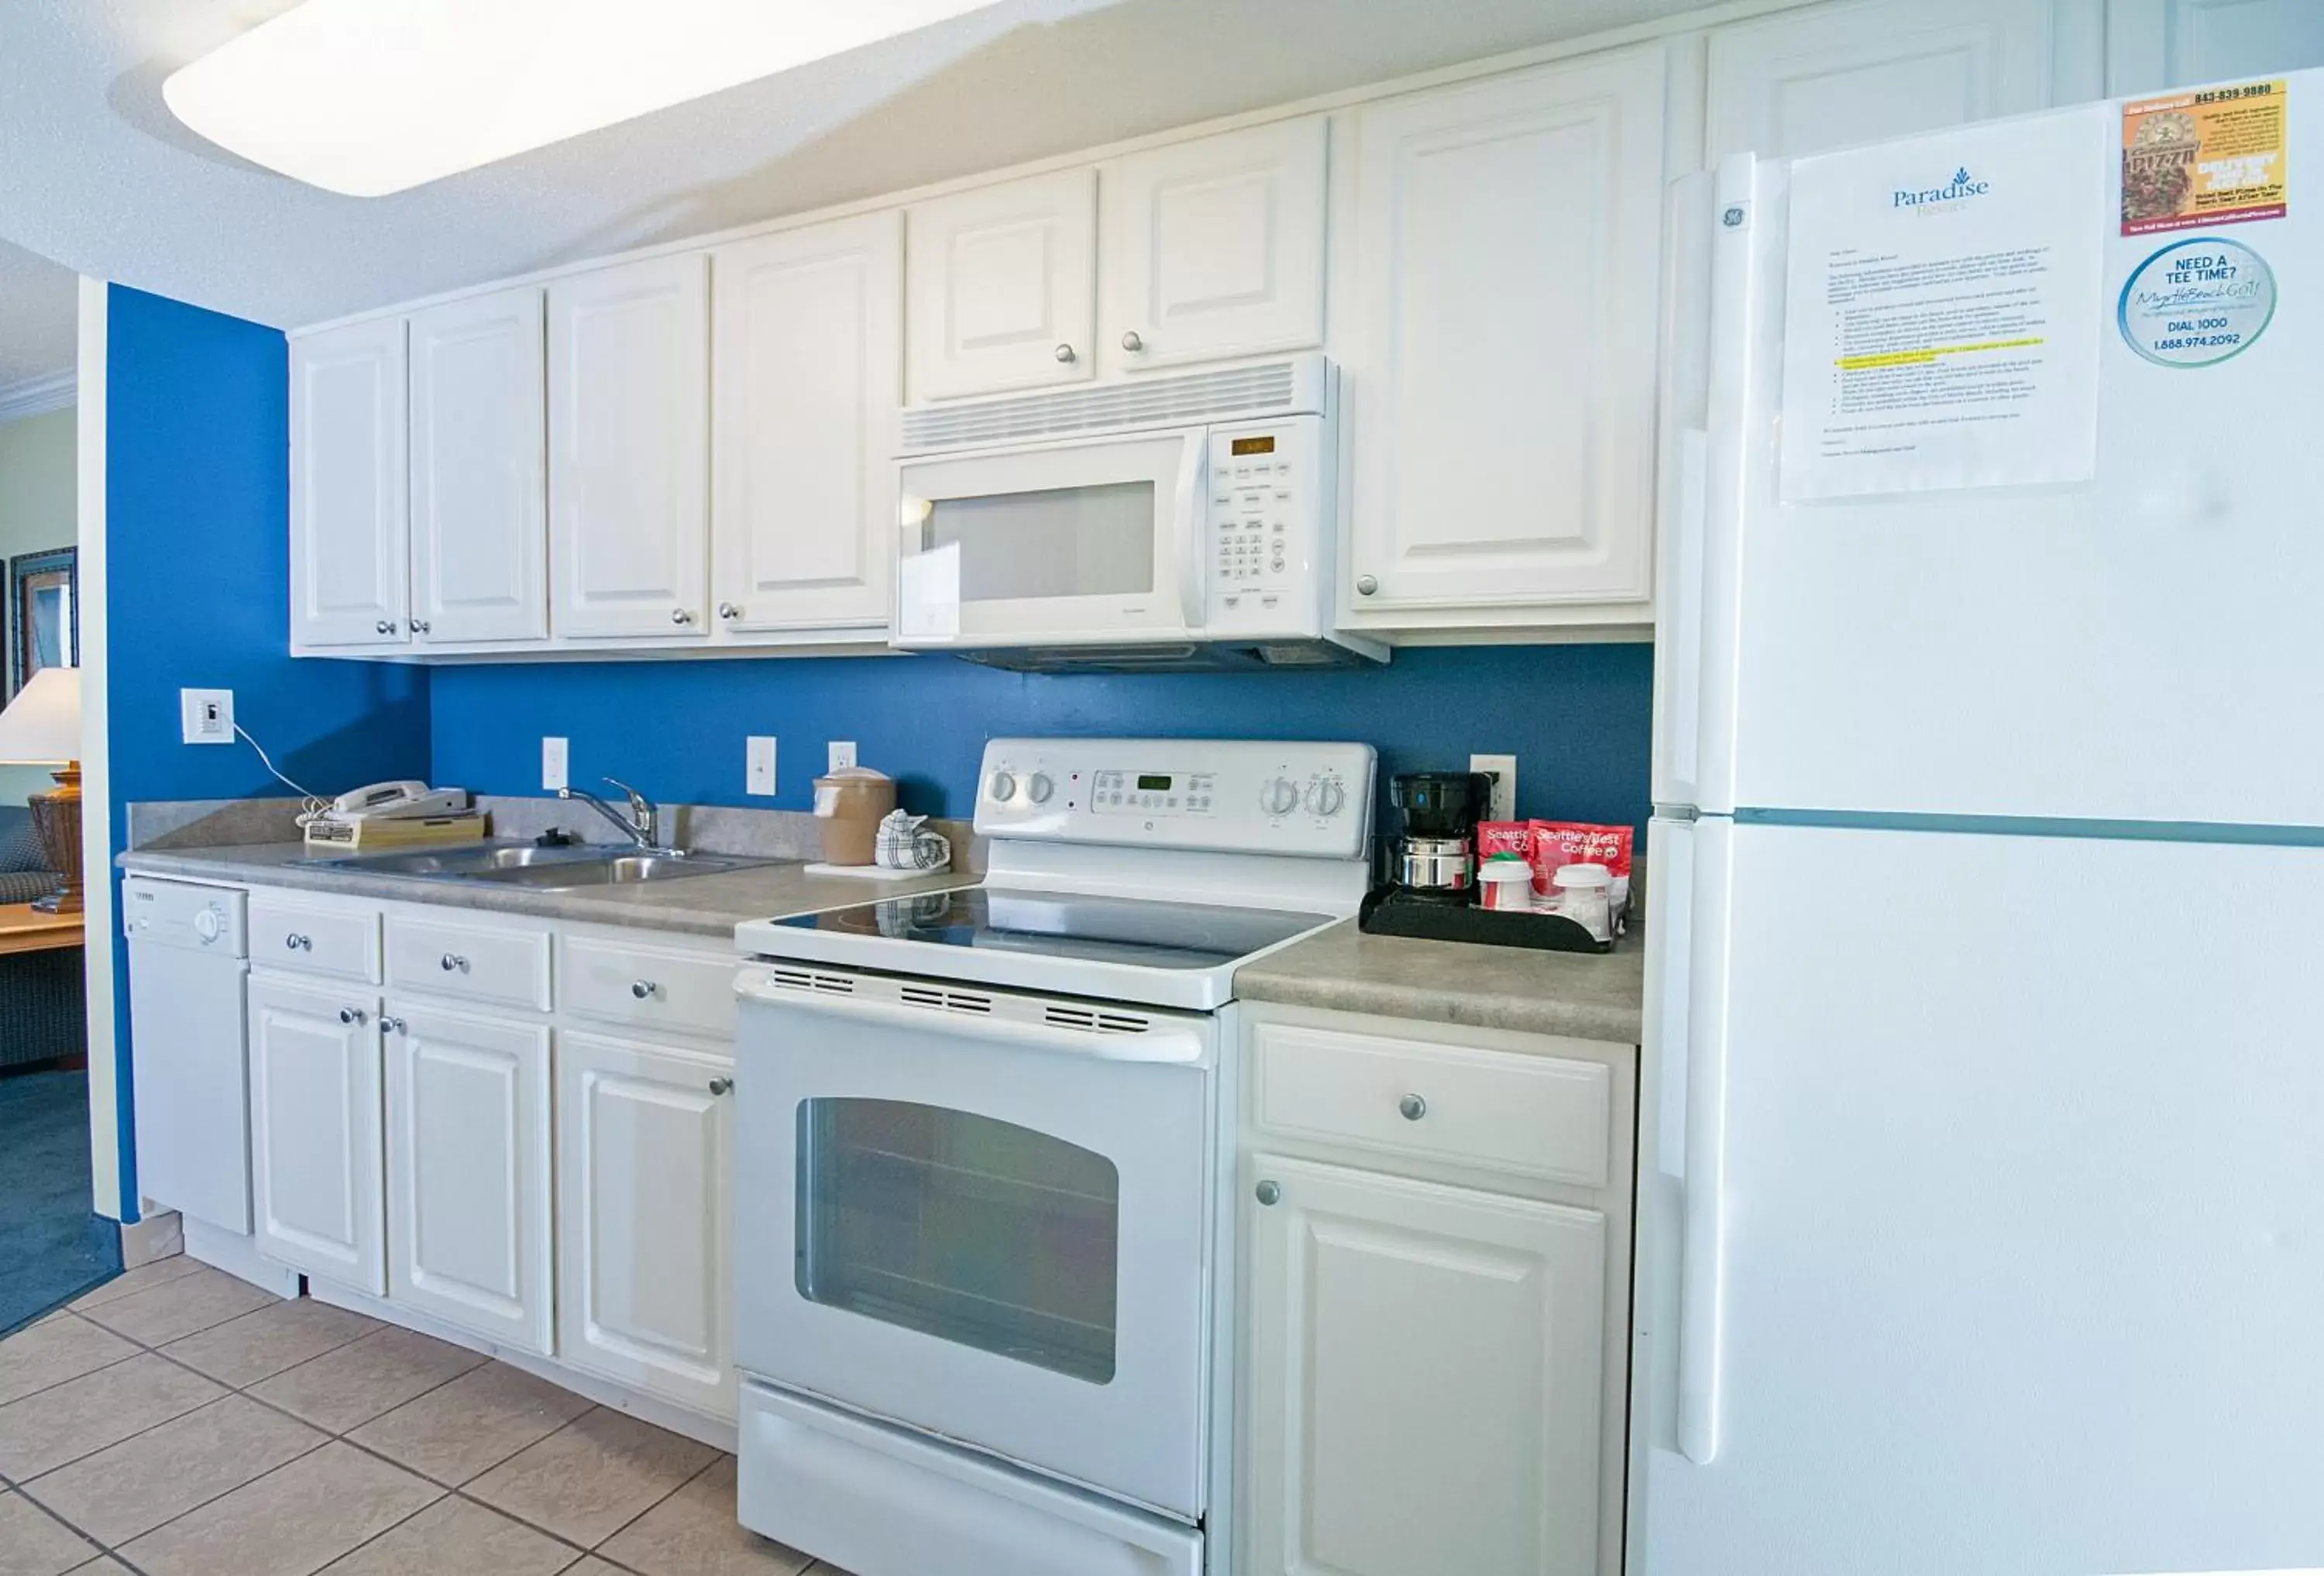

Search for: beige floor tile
xmin=562 ymin=1563 xmax=625 ymax=1575
xmin=0 ymin=1490 xmax=101 ymax=1576
xmin=0 ymin=1354 xmax=226 ymax=1481
xmin=65 ymin=1561 xmax=133 ymax=1574
xmin=67 ymin=1257 xmax=204 ymax=1313
xmin=468 ymin=1409 xmax=719 ymax=1549
xmin=246 ymin=1327 xmax=488 ymax=1434
xmin=314 ymin=1495 xmax=583 ymax=1576
xmin=0 ymin=1316 xmax=140 ymax=1409
xmin=22 ymin=1394 xmax=328 ymax=1546
xmin=349 ymin=1364 xmax=593 ymax=1488
xmin=597 ymin=1457 xmax=810 ymax=1576
xmin=116 ymin=1441 xmax=442 ymax=1576
xmin=77 ymin=1267 xmax=277 ymax=1349
xmin=162 ymin=1298 xmax=382 ymax=1390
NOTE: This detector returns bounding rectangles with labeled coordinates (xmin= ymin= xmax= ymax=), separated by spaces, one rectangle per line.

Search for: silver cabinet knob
xmin=1255 ymin=1180 xmax=1281 ymax=1206
xmin=383 ymin=1016 xmax=407 ymax=1034
xmin=1120 ymin=331 xmax=1144 ymax=353
xmin=708 ymin=1076 xmax=734 ymax=1096
xmin=411 ymin=618 xmax=431 ymax=635
xmin=440 ymin=953 xmax=469 ymax=973
xmin=1356 ymin=575 xmax=1380 ymax=597
xmin=717 ymin=602 xmax=741 ymax=621
xmin=1054 ymin=343 xmax=1076 ymax=363
xmin=1399 ymin=1093 xmax=1428 ymax=1121
xmin=338 ymin=1007 xmax=365 ymax=1025
xmin=375 ymin=619 xmax=396 ymax=635
xmin=631 ymin=980 xmax=658 ymax=1000
xmin=671 ymin=608 xmax=696 ymax=625
xmin=286 ymin=934 xmax=311 ymax=951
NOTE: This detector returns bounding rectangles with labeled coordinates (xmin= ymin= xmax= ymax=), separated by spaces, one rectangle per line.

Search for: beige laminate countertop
xmin=1232 ymin=918 xmax=1645 ymax=1045
xmin=116 ymin=842 xmax=971 ymax=940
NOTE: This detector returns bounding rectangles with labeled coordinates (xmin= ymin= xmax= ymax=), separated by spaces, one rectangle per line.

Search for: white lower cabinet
xmin=556 ymin=1031 xmax=737 ymax=1419
xmin=248 ymin=975 xmax=387 ymax=1296
xmin=1243 ymin=1156 xmax=1608 ymax=1576
xmin=384 ymin=1003 xmax=555 ymax=1354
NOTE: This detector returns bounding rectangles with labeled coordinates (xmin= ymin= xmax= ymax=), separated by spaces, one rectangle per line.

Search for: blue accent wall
xmin=104 ymin=285 xmax=432 ymax=1219
xmin=428 ymin=645 xmax=1654 ymax=831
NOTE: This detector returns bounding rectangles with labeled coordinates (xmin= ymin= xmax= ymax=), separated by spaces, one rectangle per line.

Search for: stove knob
xmin=986 ymin=770 xmax=1018 ymax=803
xmin=1304 ymin=778 xmax=1346 ymax=817
xmin=1026 ymin=773 xmax=1055 ymax=805
xmin=1260 ymin=777 xmax=1300 ymax=817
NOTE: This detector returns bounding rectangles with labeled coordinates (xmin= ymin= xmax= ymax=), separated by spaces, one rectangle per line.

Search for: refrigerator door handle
xmin=1655 ymin=430 xmax=1710 ymax=801
xmin=1676 ymin=819 xmax=1734 ymax=1464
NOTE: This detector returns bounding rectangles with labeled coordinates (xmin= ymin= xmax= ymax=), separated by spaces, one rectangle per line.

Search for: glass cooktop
xmin=773 ymin=886 xmax=1333 ymax=972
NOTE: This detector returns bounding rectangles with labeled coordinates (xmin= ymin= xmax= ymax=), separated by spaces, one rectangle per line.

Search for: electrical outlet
xmin=180 ymin=689 xmax=234 ymax=745
xmin=828 ymin=740 xmax=858 ymax=773
xmin=542 ymin=737 xmax=569 ymax=793
xmin=1470 ymin=752 xmax=1518 ymax=822
xmin=748 ymin=736 xmax=778 ymax=797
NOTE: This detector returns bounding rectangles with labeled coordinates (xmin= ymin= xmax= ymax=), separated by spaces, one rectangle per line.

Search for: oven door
xmin=733 ymin=979 xmax=1215 ymax=1519
xmin=895 ymin=429 xmax=1205 ymax=649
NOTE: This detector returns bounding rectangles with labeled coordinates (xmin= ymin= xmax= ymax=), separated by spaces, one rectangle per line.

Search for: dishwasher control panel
xmin=123 ymin=878 xmax=248 ymax=958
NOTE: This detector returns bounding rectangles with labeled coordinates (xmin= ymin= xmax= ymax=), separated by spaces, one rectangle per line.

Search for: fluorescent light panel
xmin=163 ymin=0 xmax=1006 ymax=198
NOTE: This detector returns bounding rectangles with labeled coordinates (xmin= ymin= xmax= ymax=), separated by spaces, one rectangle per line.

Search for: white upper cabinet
xmin=710 ymin=212 xmax=902 ymax=635
xmin=1101 ymin=117 xmax=1329 ymax=374
xmin=1345 ymin=47 xmax=1666 ymax=621
xmin=906 ymin=167 xmax=1097 ymax=401
xmin=1705 ymin=0 xmax=2087 ymax=163
xmin=548 ymin=254 xmax=710 ymax=638
xmin=2108 ymin=0 xmax=2324 ymax=94
xmin=290 ymin=318 xmax=408 ymax=650
xmin=408 ymin=287 xmax=548 ymax=645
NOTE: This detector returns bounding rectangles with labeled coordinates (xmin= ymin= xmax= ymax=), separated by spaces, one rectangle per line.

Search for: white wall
xmin=0 ymin=403 xmax=76 ymax=807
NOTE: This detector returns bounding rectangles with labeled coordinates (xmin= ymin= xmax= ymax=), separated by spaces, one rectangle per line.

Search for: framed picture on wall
xmin=9 ymin=546 xmax=77 ymax=699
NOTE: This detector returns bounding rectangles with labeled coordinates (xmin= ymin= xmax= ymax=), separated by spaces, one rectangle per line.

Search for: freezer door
xmin=1639 ymin=822 xmax=2324 ymax=1575
xmin=1707 ymin=78 xmax=2324 ymax=826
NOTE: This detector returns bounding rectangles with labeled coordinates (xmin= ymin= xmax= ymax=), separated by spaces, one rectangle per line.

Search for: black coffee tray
xmin=1358 ymin=888 xmax=1613 ymax=954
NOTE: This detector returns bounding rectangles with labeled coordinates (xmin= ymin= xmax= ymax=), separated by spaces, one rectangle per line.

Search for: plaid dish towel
xmin=875 ymin=810 xmax=951 ymax=871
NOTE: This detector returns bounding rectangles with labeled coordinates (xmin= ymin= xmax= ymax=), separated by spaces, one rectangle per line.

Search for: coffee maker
xmin=1383 ymin=770 xmax=1494 ymax=903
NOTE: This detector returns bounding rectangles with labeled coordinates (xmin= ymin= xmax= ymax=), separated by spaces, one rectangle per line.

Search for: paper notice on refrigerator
xmin=1779 ymin=110 xmax=2109 ymax=501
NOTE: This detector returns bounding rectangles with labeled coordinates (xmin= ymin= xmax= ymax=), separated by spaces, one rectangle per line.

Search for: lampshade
xmin=0 ymin=667 xmax=83 ymax=765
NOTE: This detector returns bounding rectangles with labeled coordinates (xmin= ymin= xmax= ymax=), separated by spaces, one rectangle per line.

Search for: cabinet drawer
xmin=561 ymin=934 xmax=736 ymax=1040
xmin=1252 ymin=1021 xmax=1611 ymax=1187
xmin=384 ymin=914 xmax=552 ymax=1011
xmin=249 ymin=896 xmax=379 ymax=982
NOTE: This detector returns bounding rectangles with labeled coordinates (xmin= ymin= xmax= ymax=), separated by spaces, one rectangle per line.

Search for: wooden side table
xmin=0 ymin=903 xmax=85 ymax=957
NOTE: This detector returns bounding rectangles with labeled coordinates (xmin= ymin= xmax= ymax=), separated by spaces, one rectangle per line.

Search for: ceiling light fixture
xmin=163 ymin=0 xmax=1010 ymax=198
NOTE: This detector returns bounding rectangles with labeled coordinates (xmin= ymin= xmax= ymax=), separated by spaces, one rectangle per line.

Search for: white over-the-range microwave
xmin=893 ymin=354 xmax=1384 ymax=671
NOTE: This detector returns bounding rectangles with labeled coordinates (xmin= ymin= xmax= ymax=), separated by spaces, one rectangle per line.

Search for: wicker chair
xmin=0 ymin=805 xmax=85 ymax=1069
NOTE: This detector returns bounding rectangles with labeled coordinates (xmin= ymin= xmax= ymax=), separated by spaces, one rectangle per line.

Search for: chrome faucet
xmin=559 ymin=777 xmax=671 ymax=852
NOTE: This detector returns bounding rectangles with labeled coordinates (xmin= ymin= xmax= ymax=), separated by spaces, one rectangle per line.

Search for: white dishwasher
xmin=124 ymin=877 xmax=251 ymax=1233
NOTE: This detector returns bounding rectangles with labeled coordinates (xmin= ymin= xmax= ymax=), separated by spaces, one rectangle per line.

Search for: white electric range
xmin=731 ymin=737 xmax=1374 ymax=1576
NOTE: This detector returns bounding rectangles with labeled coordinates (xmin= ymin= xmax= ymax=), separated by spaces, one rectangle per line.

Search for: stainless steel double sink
xmin=305 ymin=841 xmax=769 ymax=891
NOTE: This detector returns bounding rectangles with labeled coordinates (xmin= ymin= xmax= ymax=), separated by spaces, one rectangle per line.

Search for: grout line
xmin=574 ymin=1446 xmax=728 ymax=1559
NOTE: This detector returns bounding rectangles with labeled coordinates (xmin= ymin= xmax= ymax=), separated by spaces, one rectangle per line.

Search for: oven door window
xmin=928 ymin=483 xmax=1155 ymax=603
xmin=796 ymin=1099 xmax=1119 ymax=1384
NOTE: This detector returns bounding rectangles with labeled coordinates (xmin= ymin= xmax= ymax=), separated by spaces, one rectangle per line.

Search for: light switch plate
xmin=748 ymin=736 xmax=778 ymax=797
xmin=828 ymin=741 xmax=858 ymax=773
xmin=1471 ymin=753 xmax=1518 ymax=822
xmin=180 ymin=689 xmax=234 ymax=745
xmin=542 ymin=737 xmax=569 ymax=793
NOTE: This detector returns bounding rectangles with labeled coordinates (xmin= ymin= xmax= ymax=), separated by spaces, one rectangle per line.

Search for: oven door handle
xmin=736 ymin=974 xmax=1208 ymax=1065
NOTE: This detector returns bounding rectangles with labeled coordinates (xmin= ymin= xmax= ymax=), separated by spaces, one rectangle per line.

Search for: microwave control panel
xmin=1207 ymin=415 xmax=1327 ymax=631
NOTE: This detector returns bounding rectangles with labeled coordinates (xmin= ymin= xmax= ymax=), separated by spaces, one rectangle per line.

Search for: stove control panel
xmin=976 ymin=738 xmax=1375 ymax=859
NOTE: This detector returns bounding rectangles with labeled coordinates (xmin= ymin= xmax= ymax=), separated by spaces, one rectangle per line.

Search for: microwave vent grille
xmin=902 ymin=360 xmax=1305 ymax=452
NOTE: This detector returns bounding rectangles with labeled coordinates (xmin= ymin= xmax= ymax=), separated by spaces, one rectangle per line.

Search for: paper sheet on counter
xmin=1779 ymin=108 xmax=2109 ymax=501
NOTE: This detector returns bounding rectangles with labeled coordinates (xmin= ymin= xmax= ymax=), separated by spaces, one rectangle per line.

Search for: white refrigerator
xmin=1638 ymin=74 xmax=2324 ymax=1576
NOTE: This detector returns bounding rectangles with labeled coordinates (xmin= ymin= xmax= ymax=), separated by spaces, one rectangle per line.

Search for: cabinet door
xmin=1347 ymin=48 xmax=1664 ymax=614
xmin=290 ymin=318 xmax=408 ymax=649
xmin=1243 ymin=1156 xmax=1607 ymax=1576
xmin=385 ymin=1005 xmax=553 ymax=1354
xmin=556 ymin=1031 xmax=736 ymax=1418
xmin=1705 ymin=0 xmax=2066 ymax=163
xmin=710 ymin=213 xmax=901 ymax=634
xmin=2107 ymin=0 xmax=2324 ymax=95
xmin=906 ymin=167 xmax=1096 ymax=401
xmin=409 ymin=286 xmax=548 ymax=645
xmin=1102 ymin=117 xmax=1327 ymax=374
xmin=548 ymin=254 xmax=710 ymax=638
xmin=248 ymin=976 xmax=385 ymax=1294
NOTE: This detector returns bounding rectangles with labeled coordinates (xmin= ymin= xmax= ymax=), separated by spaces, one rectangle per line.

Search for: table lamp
xmin=0 ymin=666 xmax=84 ymax=914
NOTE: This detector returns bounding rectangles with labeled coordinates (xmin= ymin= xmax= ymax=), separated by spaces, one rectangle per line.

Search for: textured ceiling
xmin=0 ymin=236 xmax=79 ymax=389
xmin=0 ymin=0 xmax=1705 ymax=332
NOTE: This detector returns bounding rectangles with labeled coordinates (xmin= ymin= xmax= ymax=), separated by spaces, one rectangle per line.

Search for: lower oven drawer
xmin=737 ymin=1382 xmax=1200 ymax=1576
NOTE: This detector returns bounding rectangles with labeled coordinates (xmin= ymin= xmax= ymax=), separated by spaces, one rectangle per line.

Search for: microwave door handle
xmin=1174 ymin=438 xmax=1207 ymax=630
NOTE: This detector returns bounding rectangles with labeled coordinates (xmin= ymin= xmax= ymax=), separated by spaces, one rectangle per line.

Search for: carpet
xmin=0 ymin=1071 xmax=121 ymax=1335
